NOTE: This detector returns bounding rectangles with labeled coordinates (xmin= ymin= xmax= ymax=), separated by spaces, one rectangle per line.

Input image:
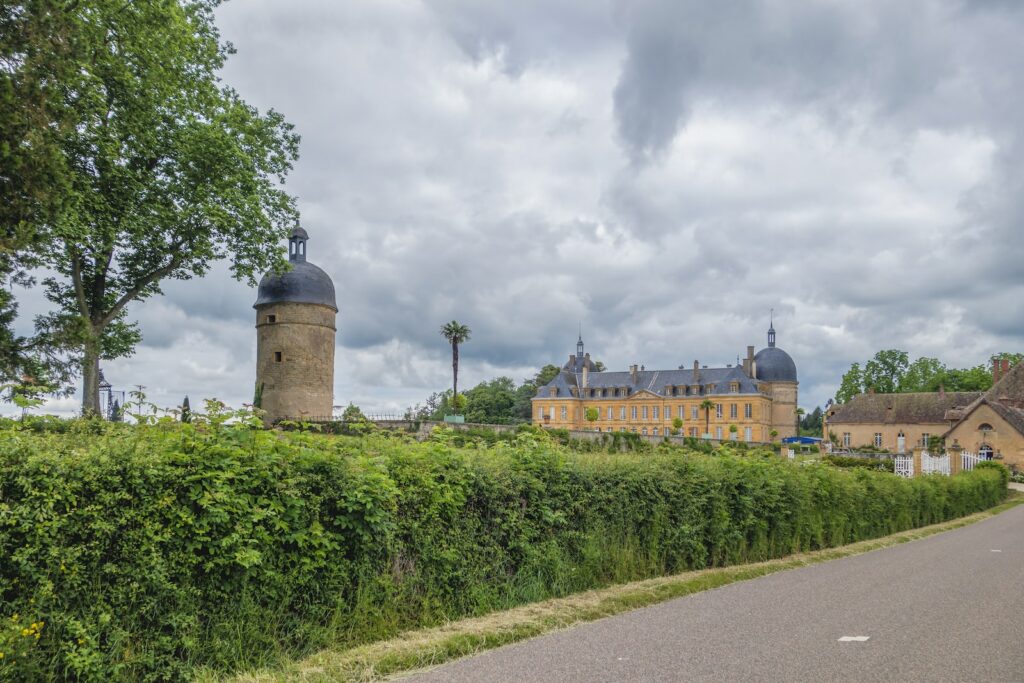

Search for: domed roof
xmin=253 ymin=229 xmax=337 ymax=311
xmin=754 ymin=323 xmax=797 ymax=382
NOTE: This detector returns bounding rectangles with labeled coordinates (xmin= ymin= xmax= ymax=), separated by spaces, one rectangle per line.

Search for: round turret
xmin=754 ymin=323 xmax=797 ymax=382
xmin=253 ymin=229 xmax=337 ymax=423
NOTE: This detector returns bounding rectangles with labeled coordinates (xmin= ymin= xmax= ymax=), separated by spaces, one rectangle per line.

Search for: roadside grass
xmin=216 ymin=490 xmax=1024 ymax=683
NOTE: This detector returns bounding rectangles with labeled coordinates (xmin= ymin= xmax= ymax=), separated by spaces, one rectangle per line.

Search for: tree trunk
xmin=81 ymin=339 xmax=101 ymax=416
xmin=452 ymin=343 xmax=459 ymax=403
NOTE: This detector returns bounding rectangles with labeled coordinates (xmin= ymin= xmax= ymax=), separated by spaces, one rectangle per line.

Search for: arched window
xmin=977 ymin=423 xmax=994 ymax=432
xmin=979 ymin=444 xmax=994 ymax=460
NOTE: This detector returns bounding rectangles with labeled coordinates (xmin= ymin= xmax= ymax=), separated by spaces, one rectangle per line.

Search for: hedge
xmin=0 ymin=420 xmax=1008 ymax=681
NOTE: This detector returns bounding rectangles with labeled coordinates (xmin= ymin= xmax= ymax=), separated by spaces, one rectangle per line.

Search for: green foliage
xmin=834 ymin=351 xmax=1022 ymax=403
xmin=0 ymin=419 xmax=1007 ymax=680
xmin=822 ymin=455 xmax=895 ymax=472
xmin=341 ymin=402 xmax=367 ymax=421
xmin=799 ymin=406 xmax=823 ymax=435
xmin=835 ymin=362 xmax=864 ymax=404
xmin=584 ymin=407 xmax=599 ymax=423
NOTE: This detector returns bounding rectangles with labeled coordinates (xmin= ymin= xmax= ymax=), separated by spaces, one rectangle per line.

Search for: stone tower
xmin=753 ymin=319 xmax=799 ymax=439
xmin=254 ymin=228 xmax=337 ymax=423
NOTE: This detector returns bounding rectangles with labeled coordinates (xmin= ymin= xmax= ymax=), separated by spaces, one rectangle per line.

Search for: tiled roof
xmin=941 ymin=361 xmax=1024 ymax=437
xmin=827 ymin=391 xmax=982 ymax=425
xmin=534 ymin=365 xmax=762 ymax=399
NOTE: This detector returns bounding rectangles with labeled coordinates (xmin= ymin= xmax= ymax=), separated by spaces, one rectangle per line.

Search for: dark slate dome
xmin=754 ymin=324 xmax=797 ymax=382
xmin=254 ymin=229 xmax=337 ymax=311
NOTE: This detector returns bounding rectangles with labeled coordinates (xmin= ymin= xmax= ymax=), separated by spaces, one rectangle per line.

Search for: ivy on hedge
xmin=0 ymin=421 xmax=1008 ymax=680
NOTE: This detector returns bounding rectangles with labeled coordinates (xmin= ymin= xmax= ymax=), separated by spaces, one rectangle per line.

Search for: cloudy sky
xmin=15 ymin=0 xmax=1024 ymax=417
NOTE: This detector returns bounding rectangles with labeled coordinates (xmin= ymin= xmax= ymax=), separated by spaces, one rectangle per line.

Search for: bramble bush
xmin=0 ymin=414 xmax=1009 ymax=680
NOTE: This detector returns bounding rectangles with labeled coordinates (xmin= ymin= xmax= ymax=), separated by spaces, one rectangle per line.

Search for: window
xmin=692 ymin=406 xmax=699 ymax=420
xmin=715 ymin=404 xmax=723 ymax=419
xmin=642 ymin=406 xmax=648 ymax=420
xmin=920 ymin=432 xmax=931 ymax=447
xmin=730 ymin=382 xmax=739 ymax=393
xmin=538 ymin=408 xmax=543 ymax=420
xmin=978 ymin=423 xmax=994 ymax=432
xmin=843 ymin=432 xmax=851 ymax=448
xmin=653 ymin=428 xmax=659 ymax=436
xmin=652 ymin=406 xmax=659 ymax=420
xmin=690 ymin=427 xmax=698 ymax=437
xmin=607 ymin=407 xmax=613 ymax=420
xmin=679 ymin=406 xmax=685 ymax=419
xmin=874 ymin=433 xmax=883 ymax=448
xmin=642 ymin=428 xmax=648 ymax=435
xmin=631 ymin=406 xmax=638 ymax=420
xmin=744 ymin=403 xmax=752 ymax=419
xmin=267 ymin=314 xmax=276 ymax=324
xmin=561 ymin=406 xmax=567 ymax=420
xmin=620 ymin=406 xmax=626 ymax=420
xmin=744 ymin=427 xmax=752 ymax=442
xmin=715 ymin=426 xmax=723 ymax=440
xmin=274 ymin=351 xmax=282 ymax=362
xmin=729 ymin=404 xmax=737 ymax=419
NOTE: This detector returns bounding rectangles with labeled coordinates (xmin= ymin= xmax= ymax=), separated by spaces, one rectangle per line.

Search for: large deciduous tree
xmin=13 ymin=0 xmax=299 ymax=414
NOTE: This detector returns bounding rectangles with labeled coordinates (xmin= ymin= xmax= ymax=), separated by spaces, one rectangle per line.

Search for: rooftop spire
xmin=768 ymin=308 xmax=776 ymax=348
xmin=576 ymin=322 xmax=584 ymax=358
xmin=289 ymin=227 xmax=309 ymax=263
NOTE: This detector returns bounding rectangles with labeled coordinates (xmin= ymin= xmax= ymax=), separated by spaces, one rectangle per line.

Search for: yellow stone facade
xmin=532 ymin=390 xmax=779 ymax=441
xmin=532 ymin=326 xmax=798 ymax=442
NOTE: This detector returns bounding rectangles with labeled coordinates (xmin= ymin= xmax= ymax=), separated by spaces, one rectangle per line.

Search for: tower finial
xmin=576 ymin=322 xmax=584 ymax=359
xmin=768 ymin=308 xmax=776 ymax=348
xmin=289 ymin=227 xmax=309 ymax=263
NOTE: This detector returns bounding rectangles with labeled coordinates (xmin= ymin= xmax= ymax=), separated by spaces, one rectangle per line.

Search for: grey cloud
xmin=13 ymin=0 xmax=1024 ymax=419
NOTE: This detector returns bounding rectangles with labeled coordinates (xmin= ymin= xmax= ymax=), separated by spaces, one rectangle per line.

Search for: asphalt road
xmin=409 ymin=504 xmax=1024 ymax=682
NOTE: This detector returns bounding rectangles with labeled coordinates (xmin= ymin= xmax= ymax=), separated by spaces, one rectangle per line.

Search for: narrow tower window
xmin=267 ymin=314 xmax=276 ymax=324
xmin=274 ymin=351 xmax=282 ymax=362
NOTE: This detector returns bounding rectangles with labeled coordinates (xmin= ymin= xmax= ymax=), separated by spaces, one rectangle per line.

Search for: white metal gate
xmin=921 ymin=450 xmax=950 ymax=476
xmin=962 ymin=450 xmax=978 ymax=473
xmin=894 ymin=454 xmax=914 ymax=478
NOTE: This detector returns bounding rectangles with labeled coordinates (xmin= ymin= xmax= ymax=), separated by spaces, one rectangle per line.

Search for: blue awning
xmin=782 ymin=436 xmax=822 ymax=444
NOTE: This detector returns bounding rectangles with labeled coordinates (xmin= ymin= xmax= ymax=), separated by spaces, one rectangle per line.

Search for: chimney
xmin=640 ymin=364 xmax=645 ymax=372
xmin=582 ymin=364 xmax=589 ymax=389
xmin=693 ymin=360 xmax=700 ymax=383
xmin=630 ymin=364 xmax=638 ymax=383
xmin=939 ymin=384 xmax=945 ymax=399
xmin=1002 ymin=358 xmax=1011 ymax=377
xmin=569 ymin=354 xmax=576 ymax=368
xmin=993 ymin=358 xmax=1002 ymax=385
xmin=745 ymin=346 xmax=755 ymax=377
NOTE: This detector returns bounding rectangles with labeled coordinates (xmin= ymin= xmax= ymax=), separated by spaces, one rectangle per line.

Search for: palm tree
xmin=440 ymin=320 xmax=471 ymax=412
xmin=700 ymin=399 xmax=715 ymax=437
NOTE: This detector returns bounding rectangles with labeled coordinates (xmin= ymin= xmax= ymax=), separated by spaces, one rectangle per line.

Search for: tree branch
xmin=99 ymin=249 xmax=183 ymax=328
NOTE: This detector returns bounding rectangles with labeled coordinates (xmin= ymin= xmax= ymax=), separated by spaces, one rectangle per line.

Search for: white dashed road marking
xmin=837 ymin=636 xmax=870 ymax=642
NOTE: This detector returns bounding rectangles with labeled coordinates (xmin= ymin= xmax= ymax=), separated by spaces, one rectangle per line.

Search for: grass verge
xmin=218 ymin=491 xmax=1024 ymax=683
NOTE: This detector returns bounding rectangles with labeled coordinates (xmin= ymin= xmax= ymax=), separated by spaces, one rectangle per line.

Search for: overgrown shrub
xmin=823 ymin=454 xmax=895 ymax=472
xmin=0 ymin=421 xmax=1007 ymax=680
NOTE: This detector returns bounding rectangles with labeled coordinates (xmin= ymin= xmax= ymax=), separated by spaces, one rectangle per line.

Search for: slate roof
xmin=536 ymin=365 xmax=763 ymax=399
xmin=754 ymin=346 xmax=797 ymax=382
xmin=941 ymin=360 xmax=1024 ymax=437
xmin=826 ymin=391 xmax=982 ymax=425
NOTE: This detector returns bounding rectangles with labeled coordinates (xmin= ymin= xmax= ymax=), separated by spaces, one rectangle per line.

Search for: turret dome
xmin=754 ymin=322 xmax=797 ymax=382
xmin=253 ymin=228 xmax=337 ymax=311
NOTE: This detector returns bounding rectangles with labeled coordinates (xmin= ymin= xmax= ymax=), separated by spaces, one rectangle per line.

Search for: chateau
xmin=532 ymin=324 xmax=799 ymax=441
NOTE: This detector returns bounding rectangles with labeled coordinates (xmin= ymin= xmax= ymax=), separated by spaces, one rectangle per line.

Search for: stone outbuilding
xmin=253 ymin=228 xmax=337 ymax=423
